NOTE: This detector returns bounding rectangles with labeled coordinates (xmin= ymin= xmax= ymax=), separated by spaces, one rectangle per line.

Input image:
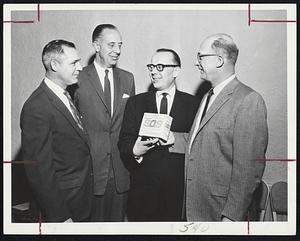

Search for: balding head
xmin=205 ymin=33 xmax=239 ymax=65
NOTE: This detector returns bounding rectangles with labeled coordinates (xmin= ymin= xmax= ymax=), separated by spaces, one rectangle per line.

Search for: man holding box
xmin=118 ymin=48 xmax=199 ymax=221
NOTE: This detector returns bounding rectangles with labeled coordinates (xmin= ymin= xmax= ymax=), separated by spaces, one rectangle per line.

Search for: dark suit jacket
xmin=20 ymin=81 xmax=93 ymax=222
xmin=185 ymin=78 xmax=268 ymax=221
xmin=75 ymin=64 xmax=135 ymax=195
xmin=118 ymin=90 xmax=199 ymax=175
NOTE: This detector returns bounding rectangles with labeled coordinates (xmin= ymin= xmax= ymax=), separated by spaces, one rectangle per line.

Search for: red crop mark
xmin=3 ymin=160 xmax=37 ymax=164
xmin=37 ymin=3 xmax=40 ymax=22
xmin=247 ymin=212 xmax=250 ymax=234
xmin=256 ymin=159 xmax=296 ymax=162
xmin=38 ymin=212 xmax=42 ymax=235
xmin=3 ymin=3 xmax=40 ymax=24
xmin=3 ymin=20 xmax=34 ymax=24
xmin=248 ymin=1 xmax=296 ymax=26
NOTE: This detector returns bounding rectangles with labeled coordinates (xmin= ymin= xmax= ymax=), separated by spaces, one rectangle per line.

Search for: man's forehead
xmin=151 ymin=52 xmax=173 ymax=63
xmin=61 ymin=46 xmax=80 ymax=60
xmin=199 ymin=37 xmax=214 ymax=52
xmin=101 ymin=29 xmax=122 ymax=41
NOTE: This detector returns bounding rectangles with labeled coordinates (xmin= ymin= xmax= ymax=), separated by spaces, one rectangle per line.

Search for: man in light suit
xmin=170 ymin=33 xmax=268 ymax=221
xmin=21 ymin=40 xmax=93 ymax=222
xmin=118 ymin=49 xmax=199 ymax=221
xmin=74 ymin=24 xmax=135 ymax=221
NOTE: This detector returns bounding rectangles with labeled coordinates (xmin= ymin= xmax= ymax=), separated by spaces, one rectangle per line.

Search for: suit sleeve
xmin=20 ymin=102 xmax=72 ymax=222
xmin=118 ymin=97 xmax=139 ymax=169
xmin=169 ymin=132 xmax=189 ymax=154
xmin=221 ymin=92 xmax=268 ymax=221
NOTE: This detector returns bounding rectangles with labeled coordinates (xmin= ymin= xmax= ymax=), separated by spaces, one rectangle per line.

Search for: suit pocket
xmin=210 ymin=184 xmax=229 ymax=197
xmin=59 ymin=177 xmax=80 ymax=190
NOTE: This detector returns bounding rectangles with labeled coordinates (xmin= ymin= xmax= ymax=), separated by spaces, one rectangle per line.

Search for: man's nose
xmin=76 ymin=62 xmax=83 ymax=71
xmin=151 ymin=66 xmax=159 ymax=74
xmin=113 ymin=45 xmax=121 ymax=54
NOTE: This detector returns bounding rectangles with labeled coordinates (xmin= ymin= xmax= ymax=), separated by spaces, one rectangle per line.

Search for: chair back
xmin=248 ymin=179 xmax=270 ymax=221
xmin=270 ymin=181 xmax=287 ymax=221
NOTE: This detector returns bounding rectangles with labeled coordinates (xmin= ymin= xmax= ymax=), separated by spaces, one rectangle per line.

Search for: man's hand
xmin=64 ymin=218 xmax=73 ymax=222
xmin=158 ymin=131 xmax=175 ymax=146
xmin=133 ymin=136 xmax=158 ymax=156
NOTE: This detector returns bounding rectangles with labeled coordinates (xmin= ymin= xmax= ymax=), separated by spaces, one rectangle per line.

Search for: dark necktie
xmin=104 ymin=69 xmax=111 ymax=116
xmin=63 ymin=91 xmax=84 ymax=130
xmin=160 ymin=93 xmax=168 ymax=114
xmin=200 ymin=88 xmax=214 ymax=122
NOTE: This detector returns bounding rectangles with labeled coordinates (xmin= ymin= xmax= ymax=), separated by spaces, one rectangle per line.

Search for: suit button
xmin=90 ymin=173 xmax=93 ymax=176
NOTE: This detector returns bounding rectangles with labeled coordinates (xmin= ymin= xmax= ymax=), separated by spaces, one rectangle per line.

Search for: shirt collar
xmin=94 ymin=60 xmax=112 ymax=74
xmin=156 ymin=85 xmax=176 ymax=98
xmin=44 ymin=77 xmax=66 ymax=95
xmin=213 ymin=74 xmax=236 ymax=96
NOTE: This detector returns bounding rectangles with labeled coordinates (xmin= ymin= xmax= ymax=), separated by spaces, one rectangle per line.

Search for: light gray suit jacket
xmin=182 ymin=78 xmax=268 ymax=221
xmin=75 ymin=64 xmax=135 ymax=195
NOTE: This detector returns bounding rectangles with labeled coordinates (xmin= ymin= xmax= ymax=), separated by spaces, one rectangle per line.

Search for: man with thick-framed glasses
xmin=118 ymin=48 xmax=199 ymax=221
xmin=170 ymin=33 xmax=268 ymax=221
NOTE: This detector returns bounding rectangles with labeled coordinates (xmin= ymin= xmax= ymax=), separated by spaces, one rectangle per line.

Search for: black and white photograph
xmin=3 ymin=3 xmax=296 ymax=235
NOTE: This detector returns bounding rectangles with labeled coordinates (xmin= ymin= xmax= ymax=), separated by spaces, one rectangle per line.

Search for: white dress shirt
xmin=44 ymin=77 xmax=78 ymax=120
xmin=156 ymin=85 xmax=176 ymax=115
xmin=94 ymin=61 xmax=114 ymax=116
xmin=188 ymin=74 xmax=236 ymax=153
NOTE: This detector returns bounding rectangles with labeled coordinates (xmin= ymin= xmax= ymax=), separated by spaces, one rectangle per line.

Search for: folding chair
xmin=270 ymin=181 xmax=287 ymax=221
xmin=249 ymin=179 xmax=270 ymax=221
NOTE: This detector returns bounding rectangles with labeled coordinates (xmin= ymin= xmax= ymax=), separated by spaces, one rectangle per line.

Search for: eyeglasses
xmin=197 ymin=53 xmax=220 ymax=63
xmin=146 ymin=64 xmax=179 ymax=72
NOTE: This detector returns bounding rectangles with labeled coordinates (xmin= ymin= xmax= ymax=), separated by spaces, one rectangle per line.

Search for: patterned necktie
xmin=63 ymin=91 xmax=84 ymax=131
xmin=104 ymin=69 xmax=111 ymax=116
xmin=160 ymin=93 xmax=168 ymax=114
xmin=200 ymin=88 xmax=214 ymax=122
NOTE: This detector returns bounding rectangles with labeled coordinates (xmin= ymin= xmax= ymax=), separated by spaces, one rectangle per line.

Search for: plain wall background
xmin=11 ymin=9 xmax=287 ymax=194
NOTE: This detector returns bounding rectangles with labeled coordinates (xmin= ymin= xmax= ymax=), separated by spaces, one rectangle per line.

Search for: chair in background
xmin=248 ymin=179 xmax=270 ymax=221
xmin=270 ymin=181 xmax=287 ymax=221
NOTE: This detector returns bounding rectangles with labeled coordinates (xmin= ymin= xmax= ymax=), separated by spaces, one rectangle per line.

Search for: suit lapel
xmin=41 ymin=81 xmax=89 ymax=145
xmin=86 ymin=64 xmax=109 ymax=113
xmin=186 ymin=97 xmax=205 ymax=149
xmin=198 ymin=78 xmax=239 ymax=132
xmin=146 ymin=91 xmax=158 ymax=113
xmin=112 ymin=68 xmax=122 ymax=120
xmin=169 ymin=90 xmax=186 ymax=124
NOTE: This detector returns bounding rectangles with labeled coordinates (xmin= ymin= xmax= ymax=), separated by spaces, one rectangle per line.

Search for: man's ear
xmin=93 ymin=41 xmax=100 ymax=53
xmin=50 ymin=59 xmax=59 ymax=72
xmin=173 ymin=66 xmax=180 ymax=78
xmin=216 ymin=56 xmax=224 ymax=68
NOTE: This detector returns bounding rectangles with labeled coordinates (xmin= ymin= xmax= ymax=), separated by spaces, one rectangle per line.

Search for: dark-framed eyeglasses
xmin=146 ymin=64 xmax=179 ymax=72
xmin=197 ymin=53 xmax=220 ymax=63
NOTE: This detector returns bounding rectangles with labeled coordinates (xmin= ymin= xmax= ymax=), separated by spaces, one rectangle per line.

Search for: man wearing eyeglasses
xmin=171 ymin=33 xmax=268 ymax=221
xmin=118 ymin=48 xmax=199 ymax=221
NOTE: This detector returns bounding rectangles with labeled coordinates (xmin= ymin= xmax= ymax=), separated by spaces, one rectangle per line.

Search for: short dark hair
xmin=210 ymin=33 xmax=239 ymax=65
xmin=156 ymin=48 xmax=181 ymax=67
xmin=42 ymin=39 xmax=76 ymax=70
xmin=92 ymin=24 xmax=118 ymax=42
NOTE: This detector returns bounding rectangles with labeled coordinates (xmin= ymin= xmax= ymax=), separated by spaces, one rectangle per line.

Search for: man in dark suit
xmin=74 ymin=24 xmax=135 ymax=221
xmin=171 ymin=33 xmax=268 ymax=221
xmin=20 ymin=39 xmax=93 ymax=222
xmin=118 ymin=48 xmax=199 ymax=221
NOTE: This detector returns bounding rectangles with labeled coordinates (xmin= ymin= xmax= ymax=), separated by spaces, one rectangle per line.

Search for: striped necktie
xmin=63 ymin=91 xmax=84 ymax=131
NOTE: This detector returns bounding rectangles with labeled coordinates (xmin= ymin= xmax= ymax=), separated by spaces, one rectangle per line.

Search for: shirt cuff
xmin=134 ymin=155 xmax=143 ymax=163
